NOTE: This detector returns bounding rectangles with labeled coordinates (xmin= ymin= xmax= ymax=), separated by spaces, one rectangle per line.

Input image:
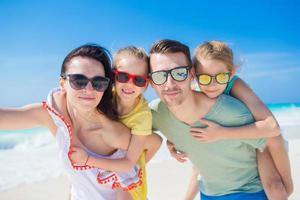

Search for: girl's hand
xmin=166 ymin=140 xmax=187 ymax=163
xmin=190 ymin=118 xmax=228 ymax=143
xmin=69 ymin=146 xmax=89 ymax=166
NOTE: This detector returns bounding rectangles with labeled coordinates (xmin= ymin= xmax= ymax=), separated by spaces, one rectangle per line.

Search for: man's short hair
xmin=149 ymin=39 xmax=192 ymax=68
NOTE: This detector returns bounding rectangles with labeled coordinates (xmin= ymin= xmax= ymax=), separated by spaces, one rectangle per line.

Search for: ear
xmin=230 ymin=69 xmax=236 ymax=79
xmin=59 ymin=77 xmax=66 ymax=92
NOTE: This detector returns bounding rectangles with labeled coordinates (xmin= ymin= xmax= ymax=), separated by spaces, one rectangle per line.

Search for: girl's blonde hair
xmin=193 ymin=41 xmax=235 ymax=71
xmin=113 ymin=46 xmax=149 ymax=71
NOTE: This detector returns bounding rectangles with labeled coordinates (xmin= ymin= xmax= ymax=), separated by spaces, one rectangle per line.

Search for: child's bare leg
xmin=116 ymin=189 xmax=133 ymax=200
xmin=184 ymin=166 xmax=200 ymax=200
xmin=267 ymin=135 xmax=293 ymax=196
xmin=144 ymin=133 xmax=162 ymax=162
xmin=257 ymin=148 xmax=287 ymax=200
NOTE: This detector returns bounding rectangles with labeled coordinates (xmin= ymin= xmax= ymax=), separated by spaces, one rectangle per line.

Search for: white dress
xmin=44 ymin=88 xmax=141 ymax=200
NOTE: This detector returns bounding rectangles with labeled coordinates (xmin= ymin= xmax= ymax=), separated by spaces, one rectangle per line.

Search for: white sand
xmin=0 ymin=139 xmax=299 ymax=200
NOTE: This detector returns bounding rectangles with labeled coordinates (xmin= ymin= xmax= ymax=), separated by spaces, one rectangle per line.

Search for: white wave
xmin=0 ymin=130 xmax=63 ymax=191
xmin=272 ymin=107 xmax=300 ymax=127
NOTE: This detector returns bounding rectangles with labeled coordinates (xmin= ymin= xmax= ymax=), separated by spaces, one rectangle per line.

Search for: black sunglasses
xmin=149 ymin=66 xmax=191 ymax=85
xmin=61 ymin=74 xmax=110 ymax=92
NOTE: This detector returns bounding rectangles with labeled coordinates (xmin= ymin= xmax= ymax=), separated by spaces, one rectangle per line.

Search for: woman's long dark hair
xmin=60 ymin=44 xmax=118 ymax=120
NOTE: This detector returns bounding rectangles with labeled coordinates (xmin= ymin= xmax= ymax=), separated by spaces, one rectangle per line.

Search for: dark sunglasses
xmin=196 ymin=72 xmax=231 ymax=85
xmin=149 ymin=66 xmax=192 ymax=85
xmin=113 ymin=69 xmax=149 ymax=87
xmin=61 ymin=74 xmax=110 ymax=92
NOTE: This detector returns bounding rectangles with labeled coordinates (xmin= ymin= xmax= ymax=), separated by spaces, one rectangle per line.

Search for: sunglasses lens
xmin=171 ymin=67 xmax=188 ymax=81
xmin=116 ymin=72 xmax=130 ymax=83
xmin=92 ymin=76 xmax=110 ymax=92
xmin=68 ymin=74 xmax=89 ymax=90
xmin=216 ymin=73 xmax=230 ymax=84
xmin=134 ymin=76 xmax=147 ymax=87
xmin=198 ymin=75 xmax=212 ymax=85
xmin=151 ymin=71 xmax=167 ymax=85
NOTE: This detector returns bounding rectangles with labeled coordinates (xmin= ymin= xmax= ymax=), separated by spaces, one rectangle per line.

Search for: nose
xmin=126 ymin=77 xmax=135 ymax=85
xmin=164 ymin=73 xmax=176 ymax=87
xmin=210 ymin=77 xmax=218 ymax=86
xmin=85 ymin=81 xmax=94 ymax=91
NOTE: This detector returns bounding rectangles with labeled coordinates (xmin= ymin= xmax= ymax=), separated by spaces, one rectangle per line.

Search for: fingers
xmin=190 ymin=127 xmax=205 ymax=133
xmin=190 ymin=132 xmax=212 ymax=143
xmin=175 ymin=157 xmax=188 ymax=163
xmin=198 ymin=118 xmax=218 ymax=127
xmin=166 ymin=140 xmax=174 ymax=147
xmin=172 ymin=151 xmax=188 ymax=163
xmin=166 ymin=141 xmax=188 ymax=162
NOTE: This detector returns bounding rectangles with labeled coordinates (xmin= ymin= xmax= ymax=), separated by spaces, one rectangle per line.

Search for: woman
xmin=0 ymin=44 xmax=161 ymax=200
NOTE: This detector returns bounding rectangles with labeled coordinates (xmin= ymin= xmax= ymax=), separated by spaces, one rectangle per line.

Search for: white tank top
xmin=44 ymin=88 xmax=141 ymax=200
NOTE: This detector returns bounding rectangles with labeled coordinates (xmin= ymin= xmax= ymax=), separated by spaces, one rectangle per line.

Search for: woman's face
xmin=114 ymin=55 xmax=148 ymax=103
xmin=61 ymin=56 xmax=107 ymax=112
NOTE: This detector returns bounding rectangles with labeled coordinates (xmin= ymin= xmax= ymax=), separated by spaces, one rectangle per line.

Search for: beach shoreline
xmin=0 ymin=139 xmax=299 ymax=200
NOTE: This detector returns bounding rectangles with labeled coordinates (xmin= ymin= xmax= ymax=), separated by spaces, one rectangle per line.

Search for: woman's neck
xmin=66 ymin=101 xmax=100 ymax=129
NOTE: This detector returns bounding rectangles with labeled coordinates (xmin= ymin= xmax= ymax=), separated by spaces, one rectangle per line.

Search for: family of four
xmin=0 ymin=39 xmax=292 ymax=200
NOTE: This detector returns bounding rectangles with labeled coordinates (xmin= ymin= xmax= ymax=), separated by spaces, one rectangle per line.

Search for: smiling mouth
xmin=121 ymin=88 xmax=135 ymax=95
xmin=206 ymin=90 xmax=218 ymax=93
xmin=163 ymin=90 xmax=180 ymax=96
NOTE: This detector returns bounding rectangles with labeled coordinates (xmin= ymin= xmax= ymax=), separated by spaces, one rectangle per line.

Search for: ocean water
xmin=0 ymin=103 xmax=299 ymax=191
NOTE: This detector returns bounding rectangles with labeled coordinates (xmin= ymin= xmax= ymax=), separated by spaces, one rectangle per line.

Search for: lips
xmin=78 ymin=96 xmax=96 ymax=101
xmin=205 ymin=90 xmax=218 ymax=93
xmin=121 ymin=88 xmax=135 ymax=95
xmin=162 ymin=90 xmax=181 ymax=97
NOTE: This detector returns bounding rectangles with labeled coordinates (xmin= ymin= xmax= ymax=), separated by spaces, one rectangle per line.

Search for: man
xmin=148 ymin=39 xmax=268 ymax=200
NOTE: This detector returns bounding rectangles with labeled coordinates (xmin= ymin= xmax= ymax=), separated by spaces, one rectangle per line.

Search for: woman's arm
xmin=0 ymin=103 xmax=56 ymax=134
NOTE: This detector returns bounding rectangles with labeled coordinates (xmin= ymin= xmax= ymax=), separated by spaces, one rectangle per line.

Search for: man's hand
xmin=166 ymin=140 xmax=187 ymax=163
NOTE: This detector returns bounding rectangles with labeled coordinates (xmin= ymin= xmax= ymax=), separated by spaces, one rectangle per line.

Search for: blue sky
xmin=0 ymin=0 xmax=299 ymax=106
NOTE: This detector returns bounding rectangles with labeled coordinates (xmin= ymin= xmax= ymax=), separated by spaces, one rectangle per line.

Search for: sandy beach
xmin=0 ymin=137 xmax=299 ymax=200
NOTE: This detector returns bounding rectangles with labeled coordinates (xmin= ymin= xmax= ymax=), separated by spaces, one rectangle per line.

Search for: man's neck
xmin=168 ymin=91 xmax=216 ymax=125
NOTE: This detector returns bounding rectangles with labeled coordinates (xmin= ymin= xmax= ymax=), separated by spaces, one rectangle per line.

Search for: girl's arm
xmin=190 ymin=78 xmax=280 ymax=142
xmin=89 ymin=134 xmax=147 ymax=171
xmin=71 ymin=134 xmax=147 ymax=172
xmin=0 ymin=103 xmax=56 ymax=134
xmin=232 ymin=79 xmax=293 ymax=196
xmin=228 ymin=78 xmax=280 ymax=137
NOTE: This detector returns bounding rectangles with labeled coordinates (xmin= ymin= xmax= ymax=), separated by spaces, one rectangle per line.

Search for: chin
xmin=206 ymin=93 xmax=221 ymax=99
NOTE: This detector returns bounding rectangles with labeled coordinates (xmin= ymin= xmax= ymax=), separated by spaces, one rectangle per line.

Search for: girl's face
xmin=115 ymin=55 xmax=148 ymax=103
xmin=60 ymin=56 xmax=107 ymax=112
xmin=196 ymin=59 xmax=234 ymax=99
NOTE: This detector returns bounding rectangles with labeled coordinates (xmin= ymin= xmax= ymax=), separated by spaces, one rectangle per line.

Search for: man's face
xmin=150 ymin=52 xmax=193 ymax=107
